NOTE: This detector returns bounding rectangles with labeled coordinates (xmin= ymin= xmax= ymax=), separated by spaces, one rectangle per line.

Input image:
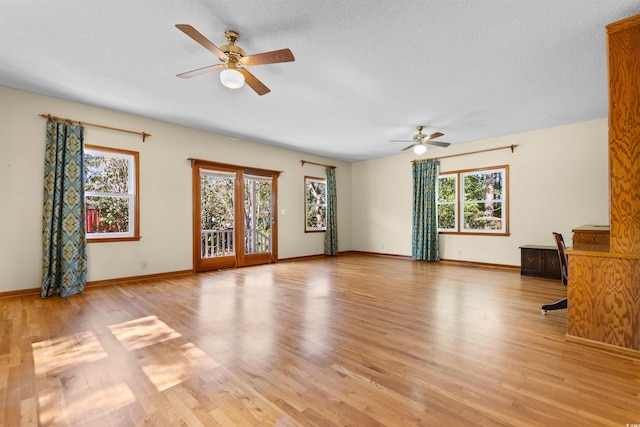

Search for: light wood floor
xmin=1 ymin=254 xmax=639 ymax=426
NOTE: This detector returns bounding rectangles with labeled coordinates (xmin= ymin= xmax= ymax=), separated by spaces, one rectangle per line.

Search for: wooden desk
xmin=572 ymin=224 xmax=610 ymax=251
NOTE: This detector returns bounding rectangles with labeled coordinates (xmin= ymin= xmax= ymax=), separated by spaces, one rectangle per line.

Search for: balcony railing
xmin=245 ymin=228 xmax=270 ymax=254
xmin=201 ymin=229 xmax=234 ymax=258
xmin=201 ymin=228 xmax=270 ymax=258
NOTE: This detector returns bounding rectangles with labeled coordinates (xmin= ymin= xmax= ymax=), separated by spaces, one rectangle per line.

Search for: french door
xmin=191 ymin=159 xmax=279 ymax=272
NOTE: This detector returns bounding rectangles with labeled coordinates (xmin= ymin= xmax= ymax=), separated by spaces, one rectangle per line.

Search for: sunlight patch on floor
xmin=38 ymin=380 xmax=136 ymax=426
xmin=32 ymin=331 xmax=108 ymax=376
xmin=109 ymin=315 xmax=220 ymax=392
xmin=32 ymin=332 xmax=135 ymax=426
xmin=108 ymin=315 xmax=181 ymax=351
xmin=139 ymin=342 xmax=220 ymax=392
xmin=30 ymin=315 xmax=222 ymax=422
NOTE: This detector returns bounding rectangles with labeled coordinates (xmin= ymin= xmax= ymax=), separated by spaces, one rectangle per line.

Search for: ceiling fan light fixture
xmin=220 ymin=68 xmax=244 ymax=89
xmin=414 ymin=144 xmax=427 ymax=155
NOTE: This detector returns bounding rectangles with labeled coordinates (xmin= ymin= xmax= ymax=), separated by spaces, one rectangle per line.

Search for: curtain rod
xmin=412 ymin=144 xmax=516 ymax=162
xmin=301 ymin=160 xmax=336 ymax=169
xmin=39 ymin=114 xmax=151 ymax=142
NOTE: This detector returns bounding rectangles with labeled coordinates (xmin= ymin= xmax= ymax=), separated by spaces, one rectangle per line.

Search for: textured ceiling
xmin=1 ymin=1 xmax=638 ymax=162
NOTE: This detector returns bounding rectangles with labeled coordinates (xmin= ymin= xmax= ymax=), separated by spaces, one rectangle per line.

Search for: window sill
xmin=439 ymin=231 xmax=510 ymax=237
xmin=87 ymin=236 xmax=141 ymax=243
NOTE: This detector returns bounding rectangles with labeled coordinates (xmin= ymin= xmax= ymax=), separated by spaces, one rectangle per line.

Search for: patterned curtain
xmin=324 ymin=166 xmax=338 ymax=256
xmin=41 ymin=119 xmax=87 ymax=298
xmin=412 ymin=159 xmax=440 ymax=261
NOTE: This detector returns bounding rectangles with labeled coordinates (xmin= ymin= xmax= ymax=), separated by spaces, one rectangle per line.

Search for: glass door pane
xmin=197 ymin=169 xmax=237 ymax=271
xmin=243 ymin=175 xmax=272 ymax=255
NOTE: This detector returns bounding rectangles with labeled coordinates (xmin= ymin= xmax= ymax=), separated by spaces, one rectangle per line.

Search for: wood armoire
xmin=566 ymin=14 xmax=640 ymax=354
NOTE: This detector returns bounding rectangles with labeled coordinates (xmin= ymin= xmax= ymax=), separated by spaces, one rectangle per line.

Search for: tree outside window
xmin=461 ymin=169 xmax=504 ymax=232
xmin=305 ymin=176 xmax=327 ymax=232
xmin=200 ymin=171 xmax=235 ymax=232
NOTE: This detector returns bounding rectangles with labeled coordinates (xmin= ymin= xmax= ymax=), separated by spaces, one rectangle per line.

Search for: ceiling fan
xmin=175 ymin=24 xmax=295 ymax=95
xmin=393 ymin=126 xmax=451 ymax=154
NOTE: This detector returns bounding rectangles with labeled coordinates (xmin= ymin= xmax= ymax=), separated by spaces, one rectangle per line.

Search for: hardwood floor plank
xmin=1 ymin=254 xmax=639 ymax=426
xmin=20 ymin=396 xmax=37 ymax=427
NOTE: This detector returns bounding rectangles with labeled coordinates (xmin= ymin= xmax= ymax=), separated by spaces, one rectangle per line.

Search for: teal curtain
xmin=324 ymin=166 xmax=338 ymax=256
xmin=41 ymin=119 xmax=87 ymax=298
xmin=412 ymin=159 xmax=440 ymax=261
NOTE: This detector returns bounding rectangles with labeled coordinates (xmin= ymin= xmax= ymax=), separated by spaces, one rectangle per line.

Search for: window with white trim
xmin=84 ymin=145 xmax=140 ymax=241
xmin=436 ymin=173 xmax=458 ymax=232
xmin=305 ymin=176 xmax=327 ymax=232
xmin=437 ymin=166 xmax=508 ymax=235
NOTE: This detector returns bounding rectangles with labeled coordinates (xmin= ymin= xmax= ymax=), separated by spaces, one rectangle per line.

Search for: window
xmin=437 ymin=165 xmax=508 ymax=235
xmin=305 ymin=176 xmax=327 ymax=232
xmin=436 ymin=174 xmax=458 ymax=232
xmin=84 ymin=145 xmax=140 ymax=241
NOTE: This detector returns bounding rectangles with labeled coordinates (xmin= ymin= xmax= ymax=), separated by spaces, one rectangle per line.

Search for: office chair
xmin=541 ymin=232 xmax=568 ymax=314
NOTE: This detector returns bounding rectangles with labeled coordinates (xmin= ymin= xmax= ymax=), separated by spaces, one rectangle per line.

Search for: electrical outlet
xmin=141 ymin=261 xmax=148 ymax=269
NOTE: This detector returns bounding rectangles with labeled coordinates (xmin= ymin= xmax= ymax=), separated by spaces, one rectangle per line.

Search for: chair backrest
xmin=553 ymin=232 xmax=568 ymax=286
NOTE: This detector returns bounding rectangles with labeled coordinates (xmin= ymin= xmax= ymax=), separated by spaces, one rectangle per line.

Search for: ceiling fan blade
xmin=176 ymin=24 xmax=228 ymax=61
xmin=177 ymin=64 xmax=225 ymax=79
xmin=427 ymin=132 xmax=444 ymax=141
xmin=426 ymin=140 xmax=451 ymax=147
xmin=239 ymin=69 xmax=270 ymax=95
xmin=390 ymin=140 xmax=412 ymax=143
xmin=240 ymin=48 xmax=295 ymax=66
xmin=401 ymin=143 xmax=417 ymax=151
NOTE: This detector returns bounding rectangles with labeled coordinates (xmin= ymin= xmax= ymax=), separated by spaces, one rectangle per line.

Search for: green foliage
xmin=436 ymin=176 xmax=456 ymax=229
xmin=306 ymin=180 xmax=327 ymax=229
xmin=307 ymin=206 xmax=327 ymax=228
xmin=306 ymin=181 xmax=326 ymax=204
xmin=437 ymin=204 xmax=455 ymax=229
xmin=463 ymin=172 xmax=503 ymax=201
xmin=463 ymin=202 xmax=503 ymax=230
xmin=436 ymin=170 xmax=505 ymax=231
xmin=437 ymin=176 xmax=456 ymax=202
xmin=201 ymin=175 xmax=234 ymax=230
xmin=85 ymin=154 xmax=128 ymax=193
xmin=85 ymin=196 xmax=129 ymax=232
xmin=199 ymin=174 xmax=273 ymax=256
xmin=244 ymin=179 xmax=272 ymax=236
xmin=463 ymin=171 xmax=503 ymax=230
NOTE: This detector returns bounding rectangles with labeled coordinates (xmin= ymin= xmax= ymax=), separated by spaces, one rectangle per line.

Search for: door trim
xmin=190 ymin=158 xmax=280 ymax=272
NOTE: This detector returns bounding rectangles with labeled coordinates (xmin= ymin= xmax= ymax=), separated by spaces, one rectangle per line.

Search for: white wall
xmin=0 ymin=87 xmax=352 ymax=292
xmin=0 ymin=86 xmax=611 ymax=293
xmin=352 ymin=118 xmax=609 ymax=266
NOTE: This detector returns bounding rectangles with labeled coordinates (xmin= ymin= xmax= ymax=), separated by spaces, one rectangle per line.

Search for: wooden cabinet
xmin=608 ymin=15 xmax=640 ymax=254
xmin=519 ymin=245 xmax=561 ymax=280
xmin=566 ymin=14 xmax=640 ymax=353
